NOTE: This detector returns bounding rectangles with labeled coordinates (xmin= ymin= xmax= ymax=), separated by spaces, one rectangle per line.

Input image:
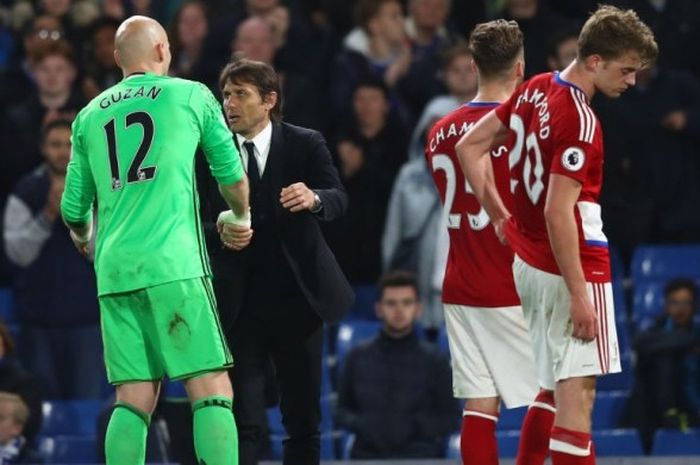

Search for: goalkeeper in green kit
xmin=60 ymin=15 xmax=250 ymax=465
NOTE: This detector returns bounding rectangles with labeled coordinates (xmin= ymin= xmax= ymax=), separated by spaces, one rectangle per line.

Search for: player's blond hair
xmin=579 ymin=5 xmax=658 ymax=64
xmin=0 ymin=392 xmax=30 ymax=426
xmin=468 ymin=19 xmax=523 ymax=79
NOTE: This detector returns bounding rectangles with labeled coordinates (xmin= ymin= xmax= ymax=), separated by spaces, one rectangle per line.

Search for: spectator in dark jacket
xmin=0 ymin=320 xmax=42 ymax=448
xmin=327 ymin=77 xmax=407 ymax=284
xmin=2 ymin=120 xmax=101 ymax=400
xmin=624 ymin=279 xmax=700 ymax=451
xmin=336 ymin=271 xmax=459 ymax=458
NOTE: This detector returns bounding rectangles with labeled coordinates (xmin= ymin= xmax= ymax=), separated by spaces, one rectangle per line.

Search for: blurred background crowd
xmin=1 ymin=0 xmax=700 ymax=463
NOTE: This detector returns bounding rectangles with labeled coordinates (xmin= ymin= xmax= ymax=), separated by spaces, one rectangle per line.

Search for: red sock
xmin=461 ymin=411 xmax=499 ymax=465
xmin=517 ymin=390 xmax=555 ymax=465
xmin=550 ymin=426 xmax=594 ymax=465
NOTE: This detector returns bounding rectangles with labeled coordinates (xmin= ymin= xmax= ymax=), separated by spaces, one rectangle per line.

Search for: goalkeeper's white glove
xmin=217 ymin=208 xmax=251 ymax=228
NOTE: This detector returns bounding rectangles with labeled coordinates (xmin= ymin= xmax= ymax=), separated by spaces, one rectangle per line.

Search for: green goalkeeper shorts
xmin=99 ymin=277 xmax=232 ymax=384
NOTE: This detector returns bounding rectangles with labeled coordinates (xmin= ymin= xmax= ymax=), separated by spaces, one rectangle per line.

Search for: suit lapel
xmin=268 ymin=122 xmax=285 ymax=214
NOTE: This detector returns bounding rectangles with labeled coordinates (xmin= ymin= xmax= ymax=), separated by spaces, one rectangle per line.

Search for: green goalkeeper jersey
xmin=61 ymin=72 xmax=243 ymax=296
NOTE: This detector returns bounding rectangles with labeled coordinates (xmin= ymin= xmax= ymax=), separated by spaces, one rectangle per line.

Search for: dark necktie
xmin=244 ymin=141 xmax=259 ymax=190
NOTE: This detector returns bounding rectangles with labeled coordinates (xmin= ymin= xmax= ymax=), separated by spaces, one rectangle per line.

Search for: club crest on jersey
xmin=561 ymin=147 xmax=585 ymax=172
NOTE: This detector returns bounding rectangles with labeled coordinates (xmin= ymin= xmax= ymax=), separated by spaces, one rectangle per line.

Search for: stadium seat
xmin=612 ymin=278 xmax=628 ymax=323
xmin=335 ymin=320 xmax=381 ymax=373
xmin=632 ymin=280 xmax=665 ymax=329
xmin=339 ymin=431 xmax=356 ymax=460
xmin=592 ymin=429 xmax=644 ymax=456
xmin=41 ymin=400 xmax=104 ymax=436
xmin=616 ymin=320 xmax=632 ymax=356
xmin=436 ymin=325 xmax=450 ymax=356
xmin=630 ymin=244 xmax=700 ymax=282
xmin=496 ymin=430 xmax=521 ymax=458
xmin=596 ymin=353 xmax=633 ymax=391
xmin=651 ymin=428 xmax=700 ymax=455
xmin=0 ymin=287 xmax=16 ymax=324
xmin=498 ymin=406 xmax=527 ymax=430
xmin=38 ymin=435 xmax=97 ymax=464
xmin=446 ymin=432 xmax=460 ymax=459
xmin=609 ymin=245 xmax=625 ymax=279
xmin=347 ymin=284 xmax=379 ymax=320
xmin=592 ymin=390 xmax=629 ymax=428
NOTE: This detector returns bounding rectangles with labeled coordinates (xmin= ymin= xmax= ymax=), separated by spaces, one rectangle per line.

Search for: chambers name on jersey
xmin=494 ymin=72 xmax=611 ymax=283
xmin=426 ymin=102 xmax=519 ymax=308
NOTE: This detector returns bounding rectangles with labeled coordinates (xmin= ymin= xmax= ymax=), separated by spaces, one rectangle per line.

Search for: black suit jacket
xmin=197 ymin=122 xmax=354 ymax=331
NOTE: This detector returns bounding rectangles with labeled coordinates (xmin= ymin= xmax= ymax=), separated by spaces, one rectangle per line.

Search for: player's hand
xmin=493 ymin=217 xmax=509 ymax=245
xmin=570 ymin=292 xmax=598 ymax=342
xmin=219 ymin=223 xmax=253 ymax=251
xmin=69 ymin=230 xmax=90 ymax=258
xmin=44 ymin=177 xmax=65 ymax=222
xmin=337 ymin=141 xmax=363 ymax=178
xmin=280 ymin=182 xmax=315 ymax=212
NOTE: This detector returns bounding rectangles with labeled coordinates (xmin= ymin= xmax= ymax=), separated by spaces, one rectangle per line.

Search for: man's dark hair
xmin=354 ymin=0 xmax=401 ymax=33
xmin=218 ymin=53 xmax=283 ymax=121
xmin=353 ymin=75 xmax=390 ymax=100
xmin=664 ymin=278 xmax=698 ymax=303
xmin=468 ymin=19 xmax=523 ymax=79
xmin=378 ymin=270 xmax=419 ymax=300
xmin=41 ymin=118 xmax=72 ymax=145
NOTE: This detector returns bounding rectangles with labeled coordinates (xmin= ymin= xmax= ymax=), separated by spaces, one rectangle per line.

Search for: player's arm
xmin=60 ymin=121 xmax=96 ymax=257
xmin=544 ymin=174 xmax=597 ymax=342
xmin=193 ymin=84 xmax=252 ymax=250
xmin=456 ymin=110 xmax=511 ymax=236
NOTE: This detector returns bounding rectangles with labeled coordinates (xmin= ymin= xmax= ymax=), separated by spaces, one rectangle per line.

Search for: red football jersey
xmin=494 ymin=72 xmax=611 ymax=282
xmin=426 ymin=102 xmax=520 ymax=307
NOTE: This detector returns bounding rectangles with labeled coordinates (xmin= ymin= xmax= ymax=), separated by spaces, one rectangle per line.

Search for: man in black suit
xmin=198 ymin=56 xmax=354 ymax=465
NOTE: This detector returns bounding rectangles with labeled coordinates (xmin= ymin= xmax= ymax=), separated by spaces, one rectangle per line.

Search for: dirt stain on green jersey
xmin=168 ymin=312 xmax=192 ymax=350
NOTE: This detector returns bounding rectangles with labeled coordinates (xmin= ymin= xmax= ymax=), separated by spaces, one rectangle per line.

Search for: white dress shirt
xmin=236 ymin=121 xmax=273 ymax=175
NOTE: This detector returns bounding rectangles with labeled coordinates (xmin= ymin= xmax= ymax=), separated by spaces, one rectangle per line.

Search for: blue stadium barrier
xmin=38 ymin=435 xmax=97 ymax=464
xmin=592 ymin=391 xmax=629 ymax=429
xmin=630 ymin=244 xmax=700 ymax=282
xmin=498 ymin=406 xmax=527 ymax=431
xmin=41 ymin=400 xmax=104 ymax=436
xmin=0 ymin=287 xmax=16 ymax=324
xmin=592 ymin=429 xmax=644 ymax=456
xmin=651 ymin=428 xmax=700 ymax=455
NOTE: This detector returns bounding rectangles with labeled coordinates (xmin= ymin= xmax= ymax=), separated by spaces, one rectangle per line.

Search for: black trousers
xmin=228 ymin=292 xmax=324 ymax=465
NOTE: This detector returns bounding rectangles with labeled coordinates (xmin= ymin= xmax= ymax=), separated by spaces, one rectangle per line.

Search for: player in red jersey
xmin=426 ymin=20 xmax=548 ymax=465
xmin=457 ymin=6 xmax=658 ymax=465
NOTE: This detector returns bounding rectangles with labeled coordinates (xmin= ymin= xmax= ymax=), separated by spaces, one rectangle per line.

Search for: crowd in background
xmin=1 ymin=0 xmax=700 ymax=461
